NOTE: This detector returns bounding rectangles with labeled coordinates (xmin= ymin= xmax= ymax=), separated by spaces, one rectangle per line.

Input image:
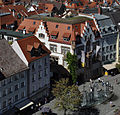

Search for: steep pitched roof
xmin=17 ymin=35 xmax=51 ymax=63
xmin=0 ymin=13 xmax=16 ymax=27
xmin=16 ymin=18 xmax=41 ymax=33
xmin=0 ymin=39 xmax=28 ymax=79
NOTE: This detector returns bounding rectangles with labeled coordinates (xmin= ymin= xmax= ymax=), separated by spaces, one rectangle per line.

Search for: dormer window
xmin=63 ymin=33 xmax=71 ymax=41
xmin=67 ymin=26 xmax=70 ymax=30
xmin=27 ymin=42 xmax=42 ymax=57
xmin=51 ymin=31 xmax=59 ymax=39
xmin=56 ymin=25 xmax=59 ymax=28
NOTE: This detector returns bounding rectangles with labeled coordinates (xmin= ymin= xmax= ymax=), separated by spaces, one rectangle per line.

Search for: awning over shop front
xmin=103 ymin=62 xmax=117 ymax=70
xmin=15 ymin=99 xmax=34 ymax=111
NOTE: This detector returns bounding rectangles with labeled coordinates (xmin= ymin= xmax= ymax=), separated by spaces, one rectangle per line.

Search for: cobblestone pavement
xmin=33 ymin=74 xmax=120 ymax=115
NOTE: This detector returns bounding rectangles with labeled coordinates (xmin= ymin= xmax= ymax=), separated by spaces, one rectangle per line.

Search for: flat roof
xmin=27 ymin=15 xmax=91 ymax=24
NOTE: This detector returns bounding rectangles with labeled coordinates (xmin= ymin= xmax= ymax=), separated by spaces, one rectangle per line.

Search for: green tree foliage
xmin=52 ymin=78 xmax=81 ymax=115
xmin=65 ymin=52 xmax=78 ymax=84
xmin=116 ymin=60 xmax=120 ymax=72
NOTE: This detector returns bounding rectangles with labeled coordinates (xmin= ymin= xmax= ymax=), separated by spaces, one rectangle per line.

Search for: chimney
xmin=98 ymin=6 xmax=102 ymax=15
xmin=23 ymin=29 xmax=26 ymax=34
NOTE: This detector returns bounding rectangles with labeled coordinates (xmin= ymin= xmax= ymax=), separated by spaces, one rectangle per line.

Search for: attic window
xmin=33 ymin=21 xmax=36 ymax=25
xmin=27 ymin=45 xmax=33 ymax=52
xmin=56 ymin=25 xmax=59 ymax=28
xmin=63 ymin=33 xmax=71 ymax=41
xmin=67 ymin=26 xmax=70 ymax=30
xmin=51 ymin=31 xmax=59 ymax=39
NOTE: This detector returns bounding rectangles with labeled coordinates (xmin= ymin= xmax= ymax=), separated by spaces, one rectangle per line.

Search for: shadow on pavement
xmin=72 ymin=107 xmax=99 ymax=115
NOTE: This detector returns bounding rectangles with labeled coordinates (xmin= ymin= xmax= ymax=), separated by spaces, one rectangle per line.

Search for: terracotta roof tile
xmin=17 ymin=35 xmax=51 ymax=63
xmin=51 ymin=31 xmax=59 ymax=36
xmin=63 ymin=33 xmax=71 ymax=38
xmin=28 ymin=27 xmax=36 ymax=32
xmin=17 ymin=18 xmax=41 ymax=34
xmin=27 ymin=45 xmax=33 ymax=52
xmin=34 ymin=42 xmax=40 ymax=49
xmin=18 ymin=25 xmax=25 ymax=30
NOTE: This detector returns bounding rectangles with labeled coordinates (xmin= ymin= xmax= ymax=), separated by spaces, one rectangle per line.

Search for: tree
xmin=52 ymin=78 xmax=81 ymax=115
xmin=65 ymin=52 xmax=78 ymax=84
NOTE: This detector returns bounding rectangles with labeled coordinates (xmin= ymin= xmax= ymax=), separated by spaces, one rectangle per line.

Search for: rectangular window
xmin=32 ymin=74 xmax=35 ymax=82
xmin=44 ymin=68 xmax=47 ymax=76
xmin=61 ymin=46 xmax=70 ymax=55
xmin=8 ymin=87 xmax=12 ymax=94
xmin=114 ymin=44 xmax=116 ymax=50
xmin=15 ymin=84 xmax=18 ymax=91
xmin=21 ymin=73 xmax=24 ymax=78
xmin=21 ymin=82 xmax=24 ymax=88
xmin=56 ymin=25 xmax=59 ymax=28
xmin=44 ymin=58 xmax=47 ymax=66
xmin=50 ymin=44 xmax=57 ymax=53
xmin=14 ymin=76 xmax=18 ymax=81
xmin=15 ymin=95 xmax=18 ymax=102
xmin=7 ymin=36 xmax=13 ymax=41
xmin=38 ymin=71 xmax=41 ymax=80
xmin=51 ymin=35 xmax=57 ymax=39
xmin=1 ymin=80 xmax=6 ymax=86
xmin=7 ymin=77 xmax=12 ymax=84
xmin=3 ymin=101 xmax=6 ymax=108
xmin=106 ymin=46 xmax=109 ymax=52
xmin=63 ymin=37 xmax=70 ymax=41
xmin=67 ymin=26 xmax=70 ymax=30
xmin=21 ymin=92 xmax=24 ymax=98
xmin=39 ymin=33 xmax=45 ymax=38
xmin=3 ymin=90 xmax=6 ymax=97
xmin=33 ymin=21 xmax=36 ymax=25
xmin=8 ymin=98 xmax=12 ymax=105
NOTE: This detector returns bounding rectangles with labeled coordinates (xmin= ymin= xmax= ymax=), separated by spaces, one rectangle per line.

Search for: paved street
xmin=33 ymin=74 xmax=120 ymax=115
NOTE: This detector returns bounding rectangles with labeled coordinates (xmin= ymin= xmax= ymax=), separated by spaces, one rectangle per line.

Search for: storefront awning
xmin=103 ymin=62 xmax=117 ymax=70
xmin=15 ymin=99 xmax=34 ymax=111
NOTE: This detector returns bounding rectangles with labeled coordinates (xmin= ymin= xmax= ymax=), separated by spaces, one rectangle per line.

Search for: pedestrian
xmin=110 ymin=101 xmax=113 ymax=107
xmin=115 ymin=78 xmax=118 ymax=84
xmin=45 ymin=97 xmax=47 ymax=104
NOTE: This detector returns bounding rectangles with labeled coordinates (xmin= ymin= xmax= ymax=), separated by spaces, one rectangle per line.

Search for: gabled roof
xmin=16 ymin=18 xmax=42 ymax=34
xmin=0 ymin=39 xmax=28 ymax=79
xmin=17 ymin=35 xmax=51 ymax=63
xmin=0 ymin=13 xmax=16 ymax=27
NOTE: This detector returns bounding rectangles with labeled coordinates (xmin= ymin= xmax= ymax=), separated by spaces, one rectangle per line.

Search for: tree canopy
xmin=65 ymin=52 xmax=78 ymax=84
xmin=52 ymin=78 xmax=81 ymax=115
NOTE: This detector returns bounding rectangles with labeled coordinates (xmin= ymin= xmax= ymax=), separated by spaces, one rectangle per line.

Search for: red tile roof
xmin=27 ymin=45 xmax=33 ymax=52
xmin=17 ymin=35 xmax=51 ymax=63
xmin=34 ymin=42 xmax=40 ymax=49
xmin=51 ymin=31 xmax=59 ymax=36
xmin=63 ymin=33 xmax=71 ymax=38
xmin=17 ymin=18 xmax=41 ymax=33
xmin=28 ymin=27 xmax=36 ymax=32
xmin=18 ymin=25 xmax=25 ymax=30
xmin=0 ymin=13 xmax=16 ymax=26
